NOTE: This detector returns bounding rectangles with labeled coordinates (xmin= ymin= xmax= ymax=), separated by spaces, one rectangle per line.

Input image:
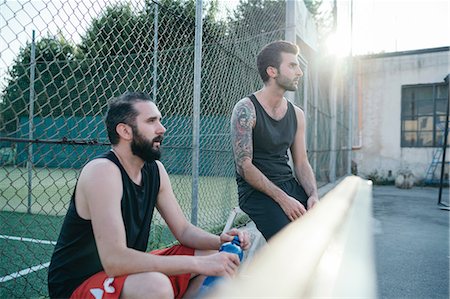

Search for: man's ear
xmin=266 ymin=66 xmax=278 ymax=79
xmin=116 ymin=123 xmax=133 ymax=141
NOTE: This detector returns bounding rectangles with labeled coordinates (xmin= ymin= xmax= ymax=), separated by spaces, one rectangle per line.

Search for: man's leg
xmin=282 ymin=179 xmax=309 ymax=209
xmin=151 ymin=245 xmax=209 ymax=298
xmin=70 ymin=271 xmax=173 ymax=299
xmin=182 ymin=249 xmax=216 ymax=298
xmin=121 ymin=272 xmax=173 ymax=299
xmin=182 ymin=275 xmax=206 ymax=299
xmin=240 ymin=191 xmax=290 ymax=241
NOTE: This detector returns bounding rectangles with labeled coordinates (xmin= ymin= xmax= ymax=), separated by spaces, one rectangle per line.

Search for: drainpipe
xmin=352 ymin=58 xmax=363 ymax=150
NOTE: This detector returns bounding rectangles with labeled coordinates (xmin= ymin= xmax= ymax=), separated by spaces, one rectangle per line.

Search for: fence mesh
xmin=0 ymin=0 xmax=351 ymax=297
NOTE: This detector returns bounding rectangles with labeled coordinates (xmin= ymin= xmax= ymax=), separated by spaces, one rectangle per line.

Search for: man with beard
xmin=231 ymin=41 xmax=319 ymax=241
xmin=48 ymin=92 xmax=250 ymax=299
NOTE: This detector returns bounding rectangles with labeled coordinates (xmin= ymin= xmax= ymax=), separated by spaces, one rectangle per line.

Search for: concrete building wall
xmin=352 ymin=47 xmax=449 ymax=181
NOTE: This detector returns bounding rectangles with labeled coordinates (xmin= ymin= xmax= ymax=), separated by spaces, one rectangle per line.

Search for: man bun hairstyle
xmin=257 ymin=40 xmax=299 ymax=83
xmin=105 ymin=91 xmax=152 ymax=145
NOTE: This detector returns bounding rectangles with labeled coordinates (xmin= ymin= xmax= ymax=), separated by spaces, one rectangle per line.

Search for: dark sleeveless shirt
xmin=236 ymin=94 xmax=297 ymax=201
xmin=48 ymin=151 xmax=160 ymax=298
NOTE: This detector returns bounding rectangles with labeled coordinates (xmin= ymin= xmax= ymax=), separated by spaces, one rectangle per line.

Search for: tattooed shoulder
xmin=231 ymin=98 xmax=255 ymax=176
xmin=232 ymin=98 xmax=255 ymax=130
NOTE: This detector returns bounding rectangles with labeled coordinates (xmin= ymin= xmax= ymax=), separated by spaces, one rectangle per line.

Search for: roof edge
xmin=356 ymin=46 xmax=450 ymax=59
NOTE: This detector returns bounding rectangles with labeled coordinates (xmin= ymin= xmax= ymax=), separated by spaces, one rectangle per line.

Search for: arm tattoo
xmin=231 ymin=99 xmax=255 ymax=178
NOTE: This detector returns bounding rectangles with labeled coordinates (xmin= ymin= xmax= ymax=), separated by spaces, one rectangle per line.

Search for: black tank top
xmin=237 ymin=94 xmax=297 ymax=200
xmin=48 ymin=151 xmax=160 ymax=298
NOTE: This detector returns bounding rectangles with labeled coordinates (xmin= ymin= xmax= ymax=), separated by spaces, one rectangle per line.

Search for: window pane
xmin=403 ymin=118 xmax=417 ymax=131
xmin=417 ymin=99 xmax=433 ymax=114
xmin=402 ymin=131 xmax=417 ymax=147
xmin=435 ymin=115 xmax=449 ymax=147
xmin=404 ymin=86 xmax=433 ymax=100
xmin=418 ymin=116 xmax=433 ymax=130
xmin=436 ymin=115 xmax=448 ymax=130
xmin=418 ymin=131 xmax=433 ymax=146
xmin=436 ymin=99 xmax=449 ymax=115
xmin=403 ymin=87 xmax=414 ymax=100
xmin=414 ymin=86 xmax=433 ymax=100
xmin=435 ymin=130 xmax=450 ymax=147
xmin=402 ymin=97 xmax=415 ymax=116
xmin=436 ymin=84 xmax=449 ymax=99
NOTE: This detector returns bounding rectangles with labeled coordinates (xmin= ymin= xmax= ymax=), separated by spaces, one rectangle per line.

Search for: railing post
xmin=191 ymin=0 xmax=203 ymax=225
xmin=27 ymin=29 xmax=36 ymax=214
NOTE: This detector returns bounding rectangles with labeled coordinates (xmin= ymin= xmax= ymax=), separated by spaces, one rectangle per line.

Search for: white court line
xmin=0 ymin=235 xmax=55 ymax=282
xmin=0 ymin=234 xmax=56 ymax=245
xmin=0 ymin=262 xmax=50 ymax=283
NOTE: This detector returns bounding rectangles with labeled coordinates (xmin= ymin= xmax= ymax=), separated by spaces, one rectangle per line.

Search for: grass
xmin=0 ymin=166 xmax=238 ymax=222
xmin=0 ymin=262 xmax=49 ymax=299
xmin=0 ymin=166 xmax=79 ymax=215
xmin=0 ymin=211 xmax=63 ymax=298
xmin=0 ymin=166 xmax=240 ymax=298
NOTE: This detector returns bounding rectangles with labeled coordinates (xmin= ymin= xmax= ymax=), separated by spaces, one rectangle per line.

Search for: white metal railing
xmin=210 ymin=176 xmax=376 ymax=298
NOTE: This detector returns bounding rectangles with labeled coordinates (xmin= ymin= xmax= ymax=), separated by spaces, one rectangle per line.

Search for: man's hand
xmin=278 ymin=195 xmax=307 ymax=222
xmin=197 ymin=252 xmax=241 ymax=278
xmin=219 ymin=228 xmax=251 ymax=250
xmin=307 ymin=195 xmax=319 ymax=210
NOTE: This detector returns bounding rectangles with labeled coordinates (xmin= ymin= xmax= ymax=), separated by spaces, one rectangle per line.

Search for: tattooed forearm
xmin=231 ymin=99 xmax=255 ymax=178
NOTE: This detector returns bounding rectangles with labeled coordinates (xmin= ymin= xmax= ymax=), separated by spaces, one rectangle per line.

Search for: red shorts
xmin=70 ymin=245 xmax=195 ymax=299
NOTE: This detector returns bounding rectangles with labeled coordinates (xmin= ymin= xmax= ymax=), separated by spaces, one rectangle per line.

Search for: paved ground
xmin=372 ymin=185 xmax=449 ymax=299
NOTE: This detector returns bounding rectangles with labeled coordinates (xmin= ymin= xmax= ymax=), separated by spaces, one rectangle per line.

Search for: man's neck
xmin=111 ymin=146 xmax=144 ymax=184
xmin=256 ymin=85 xmax=286 ymax=108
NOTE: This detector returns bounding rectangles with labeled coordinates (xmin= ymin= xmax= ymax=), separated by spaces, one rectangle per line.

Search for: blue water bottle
xmin=198 ymin=236 xmax=243 ymax=297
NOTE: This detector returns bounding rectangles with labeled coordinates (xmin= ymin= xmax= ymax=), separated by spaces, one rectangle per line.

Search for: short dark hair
xmin=105 ymin=91 xmax=152 ymax=145
xmin=257 ymin=40 xmax=299 ymax=83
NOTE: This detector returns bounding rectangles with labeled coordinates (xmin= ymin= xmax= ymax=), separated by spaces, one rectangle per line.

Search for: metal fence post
xmin=284 ymin=0 xmax=296 ymax=104
xmin=329 ymin=74 xmax=337 ymax=183
xmin=313 ymin=69 xmax=319 ymax=174
xmin=347 ymin=0 xmax=354 ymax=175
xmin=152 ymin=1 xmax=158 ymax=103
xmin=27 ymin=29 xmax=36 ymax=214
xmin=191 ymin=0 xmax=203 ymax=225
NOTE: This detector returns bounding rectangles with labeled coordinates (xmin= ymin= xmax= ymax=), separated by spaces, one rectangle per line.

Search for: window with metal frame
xmin=401 ymin=83 xmax=449 ymax=147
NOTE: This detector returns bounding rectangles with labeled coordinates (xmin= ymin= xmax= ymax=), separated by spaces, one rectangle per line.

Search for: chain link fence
xmin=0 ymin=0 xmax=351 ymax=297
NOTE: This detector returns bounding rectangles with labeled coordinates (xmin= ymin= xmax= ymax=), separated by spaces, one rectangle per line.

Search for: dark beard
xmin=275 ymin=74 xmax=298 ymax=91
xmin=278 ymin=80 xmax=298 ymax=92
xmin=130 ymin=130 xmax=162 ymax=162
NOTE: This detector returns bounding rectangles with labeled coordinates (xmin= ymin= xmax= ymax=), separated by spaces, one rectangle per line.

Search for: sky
xmin=1 ymin=0 xmax=449 ymax=86
xmin=333 ymin=0 xmax=450 ymax=55
xmin=0 ymin=0 xmax=142 ymax=88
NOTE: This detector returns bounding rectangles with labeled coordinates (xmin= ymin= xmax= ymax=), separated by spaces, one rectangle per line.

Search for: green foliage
xmin=214 ymin=0 xmax=285 ymax=114
xmin=77 ymin=3 xmax=154 ymax=115
xmin=229 ymin=0 xmax=286 ymax=36
xmin=304 ymin=0 xmax=323 ymax=15
xmin=1 ymin=34 xmax=83 ymax=133
xmin=366 ymin=170 xmax=394 ymax=185
xmin=80 ymin=4 xmax=149 ymax=57
xmin=304 ymin=0 xmax=334 ymax=44
xmin=0 ymin=0 xmax=297 ymax=132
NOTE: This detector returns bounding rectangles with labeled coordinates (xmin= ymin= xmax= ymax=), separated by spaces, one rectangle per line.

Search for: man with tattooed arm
xmin=230 ymin=41 xmax=319 ymax=241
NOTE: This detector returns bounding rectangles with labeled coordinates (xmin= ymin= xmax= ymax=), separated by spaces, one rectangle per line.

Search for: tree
xmin=201 ymin=0 xmax=286 ymax=117
xmin=229 ymin=0 xmax=285 ymax=37
xmin=304 ymin=0 xmax=334 ymax=44
xmin=304 ymin=0 xmax=322 ymax=16
xmin=0 ymin=0 xmax=244 ymax=134
xmin=1 ymin=34 xmax=83 ymax=133
xmin=76 ymin=0 xmax=226 ymax=117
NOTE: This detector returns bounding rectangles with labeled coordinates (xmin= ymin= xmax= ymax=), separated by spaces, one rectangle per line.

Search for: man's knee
xmin=121 ymin=272 xmax=173 ymax=299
